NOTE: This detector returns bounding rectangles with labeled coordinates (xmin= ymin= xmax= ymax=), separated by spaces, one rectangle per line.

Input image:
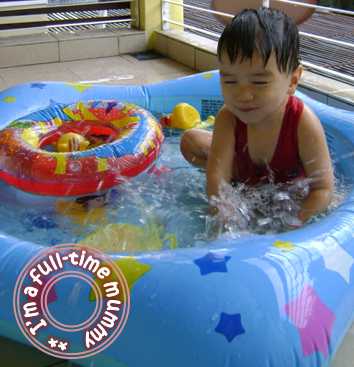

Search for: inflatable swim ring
xmin=0 ymin=100 xmax=163 ymax=196
xmin=0 ymin=73 xmax=353 ymax=367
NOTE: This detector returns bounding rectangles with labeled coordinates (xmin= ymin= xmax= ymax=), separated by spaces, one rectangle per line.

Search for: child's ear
xmin=288 ymin=65 xmax=303 ymax=95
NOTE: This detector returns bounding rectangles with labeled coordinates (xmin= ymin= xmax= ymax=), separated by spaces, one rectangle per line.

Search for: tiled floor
xmin=0 ymin=55 xmax=353 ymax=367
xmin=0 ymin=54 xmax=194 ymax=91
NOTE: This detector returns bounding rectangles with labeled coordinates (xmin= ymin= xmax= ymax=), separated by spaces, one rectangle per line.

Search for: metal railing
xmin=0 ymin=0 xmax=133 ymax=31
xmin=161 ymin=0 xmax=354 ymax=84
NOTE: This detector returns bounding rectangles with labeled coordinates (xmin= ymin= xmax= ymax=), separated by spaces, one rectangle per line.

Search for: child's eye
xmin=223 ymin=80 xmax=238 ymax=85
xmin=252 ymin=81 xmax=269 ymax=85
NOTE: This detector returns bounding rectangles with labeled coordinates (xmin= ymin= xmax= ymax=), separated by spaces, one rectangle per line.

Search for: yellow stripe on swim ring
xmin=77 ymin=102 xmax=99 ymax=121
xmin=53 ymin=154 xmax=67 ymax=174
xmin=21 ymin=128 xmax=39 ymax=148
xmin=62 ymin=102 xmax=98 ymax=122
xmin=53 ymin=117 xmax=63 ymax=127
xmin=97 ymin=158 xmax=108 ymax=172
xmin=38 ymin=121 xmax=49 ymax=133
xmin=111 ymin=116 xmax=139 ymax=129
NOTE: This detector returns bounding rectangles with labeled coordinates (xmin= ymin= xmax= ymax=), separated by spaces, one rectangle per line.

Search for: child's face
xmin=219 ymin=51 xmax=301 ymax=125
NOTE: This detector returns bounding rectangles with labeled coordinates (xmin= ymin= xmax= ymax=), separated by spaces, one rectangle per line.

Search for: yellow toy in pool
xmin=56 ymin=132 xmax=90 ymax=152
xmin=161 ymin=103 xmax=215 ymax=130
xmin=56 ymin=193 xmax=177 ymax=252
xmin=56 ymin=195 xmax=107 ymax=226
xmin=80 ymin=222 xmax=177 ymax=252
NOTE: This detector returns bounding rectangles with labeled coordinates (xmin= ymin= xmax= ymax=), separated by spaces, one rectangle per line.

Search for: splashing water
xmin=0 ymin=133 xmax=209 ymax=250
xmin=208 ymin=176 xmax=349 ymax=237
xmin=0 ymin=130 xmax=350 ymax=251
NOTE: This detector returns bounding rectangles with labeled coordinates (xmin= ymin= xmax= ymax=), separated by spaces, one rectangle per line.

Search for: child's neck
xmin=247 ymin=96 xmax=289 ymax=132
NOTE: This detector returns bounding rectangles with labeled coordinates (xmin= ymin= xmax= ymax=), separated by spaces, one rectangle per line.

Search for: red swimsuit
xmin=234 ymin=96 xmax=306 ymax=185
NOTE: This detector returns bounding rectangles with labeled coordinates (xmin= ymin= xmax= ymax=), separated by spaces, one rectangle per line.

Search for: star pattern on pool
xmin=285 ymin=284 xmax=335 ymax=357
xmin=30 ymin=82 xmax=46 ymax=89
xmin=2 ymin=96 xmax=16 ymax=103
xmin=66 ymin=82 xmax=92 ymax=93
xmin=215 ymin=312 xmax=245 ymax=342
xmin=89 ymin=257 xmax=151 ymax=302
xmin=194 ymin=252 xmax=231 ymax=275
xmin=26 ymin=276 xmax=57 ymax=305
xmin=202 ymin=73 xmax=214 ymax=79
xmin=273 ymin=240 xmax=295 ymax=251
xmin=115 ymin=257 xmax=152 ymax=289
xmin=312 ymin=239 xmax=353 ymax=283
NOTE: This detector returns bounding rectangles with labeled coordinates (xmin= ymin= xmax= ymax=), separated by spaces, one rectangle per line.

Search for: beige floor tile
xmin=63 ymin=56 xmax=138 ymax=81
xmin=0 ymin=75 xmax=7 ymax=92
xmin=142 ymin=71 xmax=194 ymax=85
xmin=120 ymin=55 xmax=193 ymax=75
xmin=0 ymin=55 xmax=195 ymax=89
xmin=63 ymin=55 xmax=130 ymax=70
xmin=0 ymin=61 xmax=69 ymax=74
xmin=0 ymin=68 xmax=80 ymax=88
xmin=74 ymin=74 xmax=139 ymax=85
xmin=76 ymin=71 xmax=194 ymax=86
xmin=63 ymin=55 xmax=194 ymax=85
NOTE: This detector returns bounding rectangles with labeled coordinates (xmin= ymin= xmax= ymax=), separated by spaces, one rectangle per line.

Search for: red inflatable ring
xmin=0 ymin=100 xmax=164 ymax=196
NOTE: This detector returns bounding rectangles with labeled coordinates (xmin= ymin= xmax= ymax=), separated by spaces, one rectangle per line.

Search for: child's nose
xmin=235 ymin=85 xmax=254 ymax=102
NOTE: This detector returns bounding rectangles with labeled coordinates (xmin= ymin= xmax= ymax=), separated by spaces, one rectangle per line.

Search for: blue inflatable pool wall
xmin=0 ymin=71 xmax=353 ymax=367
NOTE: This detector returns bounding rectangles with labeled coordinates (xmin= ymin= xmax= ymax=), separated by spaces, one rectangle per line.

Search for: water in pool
xmin=0 ymin=128 xmax=350 ymax=252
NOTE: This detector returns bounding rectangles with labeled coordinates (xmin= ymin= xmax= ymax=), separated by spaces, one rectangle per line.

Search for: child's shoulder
xmin=297 ymin=100 xmax=326 ymax=143
xmin=298 ymin=100 xmax=322 ymax=128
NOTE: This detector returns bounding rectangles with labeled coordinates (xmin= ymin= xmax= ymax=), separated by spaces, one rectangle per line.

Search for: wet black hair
xmin=217 ymin=7 xmax=300 ymax=74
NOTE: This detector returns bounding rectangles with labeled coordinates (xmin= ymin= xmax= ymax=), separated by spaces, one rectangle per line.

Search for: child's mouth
xmin=238 ymin=107 xmax=259 ymax=112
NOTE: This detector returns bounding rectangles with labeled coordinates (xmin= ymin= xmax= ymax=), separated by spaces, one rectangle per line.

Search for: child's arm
xmin=298 ymin=105 xmax=334 ymax=222
xmin=206 ymin=106 xmax=235 ymax=213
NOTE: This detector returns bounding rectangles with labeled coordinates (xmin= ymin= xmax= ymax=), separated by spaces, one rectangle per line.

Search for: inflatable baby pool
xmin=0 ymin=71 xmax=353 ymax=367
